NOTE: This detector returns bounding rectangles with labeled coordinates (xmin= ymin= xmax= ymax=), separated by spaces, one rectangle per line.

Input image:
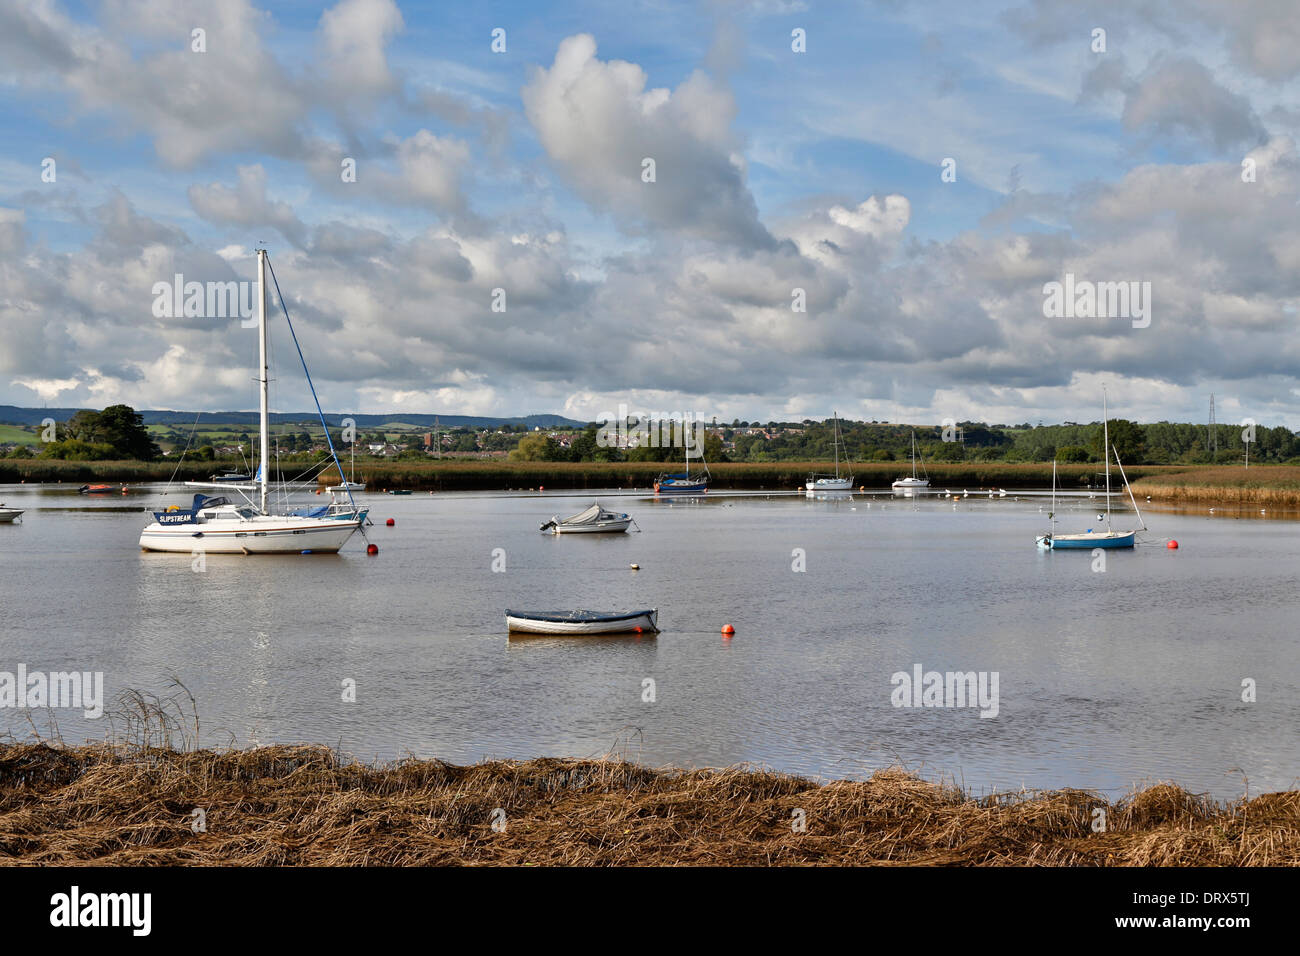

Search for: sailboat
xmin=654 ymin=423 xmax=709 ymax=494
xmin=140 ymin=249 xmax=368 ymax=554
xmin=891 ymin=430 xmax=930 ymax=492
xmin=806 ymin=412 xmax=855 ymax=490
xmin=1036 ymin=390 xmax=1145 ymax=550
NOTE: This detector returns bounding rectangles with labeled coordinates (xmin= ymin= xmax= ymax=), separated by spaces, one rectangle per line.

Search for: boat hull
xmin=505 ymin=609 xmax=659 ymax=635
xmin=551 ymin=519 xmax=631 ymax=534
xmin=0 ymin=510 xmax=22 ymax=523
xmin=1038 ymin=531 xmax=1136 ymax=550
xmin=654 ymin=480 xmax=707 ymax=494
xmin=891 ymin=478 xmax=929 ymax=489
xmin=806 ymin=477 xmax=854 ymax=490
xmin=139 ymin=516 xmax=363 ymax=553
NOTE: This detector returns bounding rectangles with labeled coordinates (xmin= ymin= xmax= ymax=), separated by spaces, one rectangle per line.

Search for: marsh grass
xmin=1130 ymin=466 xmax=1300 ymax=506
xmin=1 ymin=739 xmax=1294 ymax=865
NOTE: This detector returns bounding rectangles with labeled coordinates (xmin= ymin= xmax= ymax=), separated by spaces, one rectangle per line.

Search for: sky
xmin=1 ymin=0 xmax=1299 ymax=426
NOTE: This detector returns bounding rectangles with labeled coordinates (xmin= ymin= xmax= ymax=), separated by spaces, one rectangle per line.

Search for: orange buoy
xmin=366 ymin=543 xmax=379 ymax=555
xmin=539 ymin=485 xmax=544 ymax=491
xmin=386 ymin=518 xmax=395 ymax=526
xmin=721 ymin=624 xmax=735 ymax=636
xmin=1167 ymin=540 xmax=1179 ymax=549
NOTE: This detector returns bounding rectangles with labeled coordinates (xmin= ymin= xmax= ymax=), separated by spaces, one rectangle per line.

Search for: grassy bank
xmin=0 ymin=458 xmax=1182 ymax=490
xmin=1130 ymin=466 xmax=1300 ymax=507
xmin=0 ymin=742 xmax=1294 ymax=865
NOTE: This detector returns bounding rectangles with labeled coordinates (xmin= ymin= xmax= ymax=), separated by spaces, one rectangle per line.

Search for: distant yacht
xmin=806 ymin=411 xmax=854 ymax=491
xmin=891 ymin=430 xmax=930 ymax=492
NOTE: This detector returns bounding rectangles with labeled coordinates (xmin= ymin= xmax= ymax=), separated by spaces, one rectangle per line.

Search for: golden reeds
xmin=1 ymin=744 xmax=1295 ymax=866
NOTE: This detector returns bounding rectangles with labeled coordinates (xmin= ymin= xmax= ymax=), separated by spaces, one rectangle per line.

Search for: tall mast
xmin=833 ymin=412 xmax=840 ymax=477
xmin=1103 ymin=386 xmax=1111 ymax=530
xmin=257 ymin=248 xmax=270 ymax=514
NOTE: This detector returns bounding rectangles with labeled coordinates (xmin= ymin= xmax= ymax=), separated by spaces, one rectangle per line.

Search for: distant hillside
xmin=0 ymin=406 xmax=585 ymax=430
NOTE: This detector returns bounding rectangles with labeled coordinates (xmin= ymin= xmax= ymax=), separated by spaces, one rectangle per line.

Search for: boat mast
xmin=1051 ymin=459 xmax=1057 ymax=534
xmin=833 ymin=412 xmax=840 ymax=478
xmin=257 ymin=248 xmax=270 ymax=514
xmin=1103 ymin=387 xmax=1111 ymax=531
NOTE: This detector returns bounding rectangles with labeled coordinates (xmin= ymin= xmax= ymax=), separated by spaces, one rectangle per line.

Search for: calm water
xmin=1 ymin=482 xmax=1297 ymax=800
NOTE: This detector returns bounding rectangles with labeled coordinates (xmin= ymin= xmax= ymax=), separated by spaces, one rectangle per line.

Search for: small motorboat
xmin=326 ymin=480 xmax=365 ymax=492
xmin=79 ymin=483 xmax=117 ymax=494
xmin=540 ymin=502 xmax=632 ymax=534
xmin=505 ymin=609 xmax=659 ymax=635
xmin=389 ymin=489 xmax=413 ymax=496
xmin=210 ymin=472 xmax=252 ymax=483
xmin=0 ymin=505 xmax=23 ymax=523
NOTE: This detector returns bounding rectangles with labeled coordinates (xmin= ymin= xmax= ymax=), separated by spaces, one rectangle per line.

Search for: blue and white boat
xmin=1037 ymin=390 xmax=1146 ymax=551
xmin=655 ymin=435 xmax=709 ymax=494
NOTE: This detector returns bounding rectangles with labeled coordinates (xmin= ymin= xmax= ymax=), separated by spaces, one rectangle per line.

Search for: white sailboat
xmin=140 ymin=249 xmax=368 ymax=554
xmin=806 ymin=412 xmax=855 ymax=491
xmin=891 ymin=430 xmax=930 ymax=492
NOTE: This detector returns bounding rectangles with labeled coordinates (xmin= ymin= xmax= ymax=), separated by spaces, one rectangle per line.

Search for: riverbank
xmin=0 ymin=458 xmax=1184 ymax=491
xmin=1 ymin=743 xmax=1294 ymax=865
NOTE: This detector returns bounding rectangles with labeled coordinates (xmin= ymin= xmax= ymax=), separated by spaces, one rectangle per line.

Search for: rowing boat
xmin=505 ymin=609 xmax=659 ymax=635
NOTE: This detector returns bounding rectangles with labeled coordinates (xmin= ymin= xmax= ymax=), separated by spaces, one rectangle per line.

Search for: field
xmin=0 ymin=425 xmax=37 ymax=444
xmin=1 ymin=742 xmax=1294 ymax=865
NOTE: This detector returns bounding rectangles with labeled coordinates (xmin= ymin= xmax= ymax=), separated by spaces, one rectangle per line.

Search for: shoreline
xmin=5 ymin=460 xmax=1300 ymax=506
xmin=1 ymin=743 xmax=1295 ymax=865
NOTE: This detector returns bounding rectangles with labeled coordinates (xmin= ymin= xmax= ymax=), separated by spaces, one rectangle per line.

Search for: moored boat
xmin=1037 ymin=389 xmax=1146 ymax=551
xmin=505 ymin=608 xmax=659 ymax=635
xmin=806 ymin=411 xmax=855 ymax=491
xmin=891 ymin=430 xmax=929 ymax=492
xmin=139 ymin=249 xmax=366 ymax=554
xmin=655 ymin=430 xmax=709 ymax=494
xmin=540 ymin=502 xmax=632 ymax=534
xmin=0 ymin=506 xmax=23 ymax=523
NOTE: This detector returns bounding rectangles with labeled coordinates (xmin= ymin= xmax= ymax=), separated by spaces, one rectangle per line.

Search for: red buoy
xmin=386 ymin=518 xmax=395 ymax=526
xmin=1167 ymin=540 xmax=1179 ymax=549
xmin=366 ymin=543 xmax=379 ymax=555
xmin=721 ymin=624 xmax=735 ymax=636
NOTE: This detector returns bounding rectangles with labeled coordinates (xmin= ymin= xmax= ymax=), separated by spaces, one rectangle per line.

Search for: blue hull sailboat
xmin=655 ymin=424 xmax=709 ymax=494
xmin=1037 ymin=389 xmax=1146 ymax=551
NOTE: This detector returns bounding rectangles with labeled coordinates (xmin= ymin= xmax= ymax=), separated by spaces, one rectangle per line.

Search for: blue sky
xmin=2 ymin=0 xmax=1299 ymax=426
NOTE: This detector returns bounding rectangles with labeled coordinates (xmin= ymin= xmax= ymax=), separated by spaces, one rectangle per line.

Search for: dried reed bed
xmin=1 ymin=743 xmax=1295 ymax=866
xmin=1130 ymin=466 xmax=1300 ymax=507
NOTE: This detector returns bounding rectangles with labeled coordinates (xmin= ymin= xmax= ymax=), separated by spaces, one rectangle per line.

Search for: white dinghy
xmin=505 ymin=609 xmax=659 ymax=635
